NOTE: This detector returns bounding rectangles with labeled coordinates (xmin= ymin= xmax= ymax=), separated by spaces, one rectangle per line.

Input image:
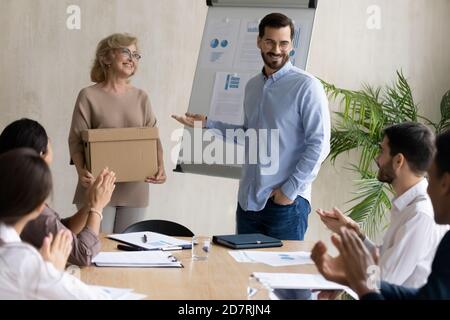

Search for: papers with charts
xmin=252 ymin=272 xmax=358 ymax=299
xmin=89 ymin=285 xmax=146 ymax=300
xmin=91 ymin=286 xmax=146 ymax=300
xmin=208 ymin=72 xmax=252 ymax=126
xmin=228 ymin=250 xmax=313 ymax=266
xmin=92 ymin=251 xmax=182 ymax=268
xmin=108 ymin=231 xmax=191 ymax=250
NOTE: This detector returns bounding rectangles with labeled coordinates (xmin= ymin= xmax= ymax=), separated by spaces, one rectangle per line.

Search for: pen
xmin=161 ymin=246 xmax=183 ymax=251
xmin=117 ymin=244 xmax=147 ymax=251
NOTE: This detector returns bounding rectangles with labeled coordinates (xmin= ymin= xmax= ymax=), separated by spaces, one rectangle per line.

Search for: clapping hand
xmin=40 ymin=230 xmax=73 ymax=271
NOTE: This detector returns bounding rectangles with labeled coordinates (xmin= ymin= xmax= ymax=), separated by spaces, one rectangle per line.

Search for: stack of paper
xmin=252 ymin=272 xmax=358 ymax=299
xmin=92 ymin=251 xmax=182 ymax=268
xmin=108 ymin=231 xmax=191 ymax=250
xmin=228 ymin=250 xmax=313 ymax=266
xmin=91 ymin=286 xmax=146 ymax=300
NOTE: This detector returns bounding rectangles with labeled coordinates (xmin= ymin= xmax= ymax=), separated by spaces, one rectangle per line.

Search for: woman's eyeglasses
xmin=119 ymin=48 xmax=142 ymax=61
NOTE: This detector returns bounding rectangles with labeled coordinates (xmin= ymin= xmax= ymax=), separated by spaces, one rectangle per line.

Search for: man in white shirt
xmin=316 ymin=122 xmax=447 ymax=288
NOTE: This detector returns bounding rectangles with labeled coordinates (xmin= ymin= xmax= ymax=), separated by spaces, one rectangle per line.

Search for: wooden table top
xmin=80 ymin=236 xmax=318 ymax=300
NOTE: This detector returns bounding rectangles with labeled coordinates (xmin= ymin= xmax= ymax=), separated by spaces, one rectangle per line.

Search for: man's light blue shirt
xmin=207 ymin=61 xmax=330 ymax=211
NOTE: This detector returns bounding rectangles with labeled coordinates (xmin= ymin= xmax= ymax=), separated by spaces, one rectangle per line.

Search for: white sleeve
xmin=378 ymin=212 xmax=437 ymax=286
xmin=21 ymin=248 xmax=111 ymax=300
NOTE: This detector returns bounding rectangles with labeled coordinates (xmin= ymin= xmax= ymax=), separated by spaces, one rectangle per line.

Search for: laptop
xmin=212 ymin=233 xmax=283 ymax=249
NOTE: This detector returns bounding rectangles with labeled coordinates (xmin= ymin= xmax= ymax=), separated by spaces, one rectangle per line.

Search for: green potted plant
xmin=322 ymin=72 xmax=450 ymax=238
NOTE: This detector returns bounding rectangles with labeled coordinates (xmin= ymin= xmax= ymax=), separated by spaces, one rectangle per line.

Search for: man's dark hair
xmin=0 ymin=148 xmax=52 ymax=225
xmin=383 ymin=122 xmax=434 ymax=174
xmin=258 ymin=13 xmax=295 ymax=40
xmin=435 ymin=129 xmax=450 ymax=176
xmin=0 ymin=118 xmax=48 ymax=155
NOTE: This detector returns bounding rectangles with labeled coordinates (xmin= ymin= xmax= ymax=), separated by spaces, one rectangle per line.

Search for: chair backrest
xmin=122 ymin=219 xmax=195 ymax=237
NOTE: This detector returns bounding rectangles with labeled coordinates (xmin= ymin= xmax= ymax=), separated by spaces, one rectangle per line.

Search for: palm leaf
xmin=329 ymin=114 xmax=375 ymax=164
xmin=321 ymin=72 xmax=448 ymax=238
xmin=345 ymin=170 xmax=392 ymax=239
xmin=438 ymin=90 xmax=450 ymax=133
xmin=382 ymin=70 xmax=417 ymax=123
xmin=320 ymin=71 xmax=419 ymax=239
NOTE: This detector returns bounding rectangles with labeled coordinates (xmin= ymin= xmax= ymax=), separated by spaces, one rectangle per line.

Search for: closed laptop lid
xmin=213 ymin=233 xmax=281 ymax=245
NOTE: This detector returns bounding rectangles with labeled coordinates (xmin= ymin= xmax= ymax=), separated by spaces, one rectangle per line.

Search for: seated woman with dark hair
xmin=0 ymin=118 xmax=115 ymax=266
xmin=0 ymin=148 xmax=114 ymax=299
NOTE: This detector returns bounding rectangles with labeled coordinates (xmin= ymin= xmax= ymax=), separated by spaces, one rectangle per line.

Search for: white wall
xmin=306 ymin=0 xmax=450 ymax=244
xmin=0 ymin=0 xmax=449 ymax=243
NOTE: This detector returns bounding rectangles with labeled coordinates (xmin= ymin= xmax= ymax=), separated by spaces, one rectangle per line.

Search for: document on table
xmin=92 ymin=251 xmax=182 ymax=268
xmin=252 ymin=272 xmax=358 ymax=300
xmin=90 ymin=285 xmax=146 ymax=300
xmin=107 ymin=231 xmax=191 ymax=250
xmin=228 ymin=250 xmax=313 ymax=266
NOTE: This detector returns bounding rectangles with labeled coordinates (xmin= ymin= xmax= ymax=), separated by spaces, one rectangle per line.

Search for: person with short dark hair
xmin=0 ymin=148 xmax=113 ymax=299
xmin=383 ymin=122 xmax=435 ymax=174
xmin=173 ymin=13 xmax=331 ymax=240
xmin=315 ymin=122 xmax=447 ymax=288
xmin=0 ymin=118 xmax=116 ymax=266
xmin=0 ymin=118 xmax=49 ymax=157
xmin=312 ymin=129 xmax=450 ymax=300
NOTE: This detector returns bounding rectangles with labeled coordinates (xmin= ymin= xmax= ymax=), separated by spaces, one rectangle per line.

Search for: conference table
xmin=80 ymin=236 xmax=319 ymax=300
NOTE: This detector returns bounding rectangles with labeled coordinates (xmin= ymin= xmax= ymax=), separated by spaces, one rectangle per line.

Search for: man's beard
xmin=377 ymin=160 xmax=396 ymax=184
xmin=260 ymin=51 xmax=290 ymax=72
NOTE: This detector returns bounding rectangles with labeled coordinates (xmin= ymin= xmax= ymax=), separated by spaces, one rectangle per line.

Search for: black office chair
xmin=122 ymin=219 xmax=195 ymax=237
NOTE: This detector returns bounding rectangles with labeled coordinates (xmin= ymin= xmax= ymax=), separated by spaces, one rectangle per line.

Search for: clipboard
xmin=92 ymin=250 xmax=184 ymax=268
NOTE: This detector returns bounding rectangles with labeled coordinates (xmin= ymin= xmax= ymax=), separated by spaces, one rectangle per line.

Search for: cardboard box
xmin=82 ymin=127 xmax=159 ymax=182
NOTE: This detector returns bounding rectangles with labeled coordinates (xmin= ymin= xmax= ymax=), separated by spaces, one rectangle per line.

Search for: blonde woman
xmin=69 ymin=33 xmax=166 ymax=233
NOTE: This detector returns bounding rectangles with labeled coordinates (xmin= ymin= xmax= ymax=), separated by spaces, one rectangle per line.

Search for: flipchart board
xmin=174 ymin=0 xmax=318 ymax=179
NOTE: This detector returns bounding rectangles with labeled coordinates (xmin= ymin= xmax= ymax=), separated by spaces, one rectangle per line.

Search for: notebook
xmin=92 ymin=251 xmax=182 ymax=268
xmin=212 ymin=233 xmax=283 ymax=249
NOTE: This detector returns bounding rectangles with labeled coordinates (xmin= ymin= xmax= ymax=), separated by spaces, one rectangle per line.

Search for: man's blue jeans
xmin=236 ymin=196 xmax=311 ymax=240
